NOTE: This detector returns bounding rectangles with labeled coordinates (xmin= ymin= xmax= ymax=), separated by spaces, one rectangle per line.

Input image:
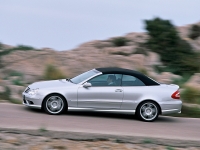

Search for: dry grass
xmin=43 ymin=64 xmax=66 ymax=80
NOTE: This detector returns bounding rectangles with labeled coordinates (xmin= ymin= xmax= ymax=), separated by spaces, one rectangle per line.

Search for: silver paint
xmin=22 ymin=69 xmax=182 ymax=118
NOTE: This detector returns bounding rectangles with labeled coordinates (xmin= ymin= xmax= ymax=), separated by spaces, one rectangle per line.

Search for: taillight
xmin=171 ymin=90 xmax=180 ymax=99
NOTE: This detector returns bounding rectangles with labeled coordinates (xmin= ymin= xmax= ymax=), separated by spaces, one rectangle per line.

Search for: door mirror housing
xmin=83 ymin=82 xmax=92 ymax=88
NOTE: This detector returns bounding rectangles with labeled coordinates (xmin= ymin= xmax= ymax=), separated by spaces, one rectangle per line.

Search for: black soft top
xmin=96 ymin=67 xmax=159 ymax=86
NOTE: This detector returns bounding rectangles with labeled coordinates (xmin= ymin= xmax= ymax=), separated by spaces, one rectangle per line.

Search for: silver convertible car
xmin=23 ymin=67 xmax=182 ymax=121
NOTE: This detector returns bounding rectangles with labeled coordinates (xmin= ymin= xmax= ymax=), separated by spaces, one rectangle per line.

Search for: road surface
xmin=0 ymin=103 xmax=200 ymax=141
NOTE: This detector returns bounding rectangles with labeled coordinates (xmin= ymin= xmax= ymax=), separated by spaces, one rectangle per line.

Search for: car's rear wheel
xmin=136 ymin=101 xmax=159 ymax=122
xmin=43 ymin=94 xmax=67 ymax=115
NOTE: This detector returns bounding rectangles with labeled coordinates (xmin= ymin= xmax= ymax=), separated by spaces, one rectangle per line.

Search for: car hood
xmin=29 ymin=79 xmax=74 ymax=89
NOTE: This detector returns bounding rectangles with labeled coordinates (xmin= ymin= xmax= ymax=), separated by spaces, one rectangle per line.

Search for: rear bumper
xmin=162 ymin=109 xmax=181 ymax=115
xmin=160 ymin=100 xmax=182 ymax=115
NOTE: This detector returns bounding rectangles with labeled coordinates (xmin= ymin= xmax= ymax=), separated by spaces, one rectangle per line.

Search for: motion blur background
xmin=0 ymin=0 xmax=200 ymax=117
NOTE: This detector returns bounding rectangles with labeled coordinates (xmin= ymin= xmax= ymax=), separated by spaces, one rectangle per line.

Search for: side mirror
xmin=83 ymin=82 xmax=92 ymax=88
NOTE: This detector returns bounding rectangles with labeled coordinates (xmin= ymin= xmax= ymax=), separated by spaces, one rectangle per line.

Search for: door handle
xmin=115 ymin=89 xmax=123 ymax=92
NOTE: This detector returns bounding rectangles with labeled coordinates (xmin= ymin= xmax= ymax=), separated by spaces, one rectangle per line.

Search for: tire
xmin=136 ymin=101 xmax=159 ymax=122
xmin=43 ymin=94 xmax=67 ymax=115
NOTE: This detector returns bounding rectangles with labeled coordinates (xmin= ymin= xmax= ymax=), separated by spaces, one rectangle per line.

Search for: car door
xmin=120 ymin=74 xmax=146 ymax=110
xmin=78 ymin=74 xmax=123 ymax=109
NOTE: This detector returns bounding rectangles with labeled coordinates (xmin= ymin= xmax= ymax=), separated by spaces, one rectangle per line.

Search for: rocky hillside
xmin=0 ymin=21 xmax=200 ymax=101
xmin=177 ymin=21 xmax=200 ymax=51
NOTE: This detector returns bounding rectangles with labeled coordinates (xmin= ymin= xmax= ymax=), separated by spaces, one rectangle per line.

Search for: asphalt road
xmin=0 ymin=103 xmax=200 ymax=141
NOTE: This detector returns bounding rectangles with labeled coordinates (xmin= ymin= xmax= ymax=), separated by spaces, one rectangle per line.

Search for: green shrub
xmin=137 ymin=68 xmax=148 ymax=76
xmin=12 ymin=45 xmax=34 ymax=50
xmin=153 ymin=65 xmax=194 ymax=77
xmin=112 ymin=37 xmax=129 ymax=47
xmin=134 ymin=47 xmax=148 ymax=56
xmin=188 ymin=24 xmax=200 ymax=40
xmin=142 ymin=139 xmax=153 ymax=144
xmin=12 ymin=79 xmax=24 ymax=86
xmin=43 ymin=64 xmax=66 ymax=80
xmin=9 ymin=98 xmax=22 ymax=104
xmin=153 ymin=65 xmax=164 ymax=73
xmin=168 ymin=105 xmax=200 ymax=118
xmin=145 ymin=17 xmax=199 ymax=75
xmin=134 ymin=42 xmax=148 ymax=56
xmin=166 ymin=146 xmax=175 ymax=150
xmin=181 ymin=105 xmax=200 ymax=118
xmin=0 ymin=42 xmax=2 ymax=50
xmin=9 ymin=71 xmax=23 ymax=77
xmin=0 ymin=87 xmax=11 ymax=100
xmin=39 ymin=127 xmax=48 ymax=132
xmin=181 ymin=87 xmax=200 ymax=104
xmin=0 ymin=86 xmax=21 ymax=104
xmin=6 ymin=71 xmax=24 ymax=86
xmin=0 ymin=44 xmax=34 ymax=57
xmin=172 ymin=74 xmax=190 ymax=88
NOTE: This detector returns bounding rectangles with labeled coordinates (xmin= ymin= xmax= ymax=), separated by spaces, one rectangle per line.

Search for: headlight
xmin=28 ymin=88 xmax=39 ymax=95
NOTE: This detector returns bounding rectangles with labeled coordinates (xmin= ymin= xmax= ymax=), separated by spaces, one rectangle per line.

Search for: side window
xmin=88 ymin=74 xmax=122 ymax=86
xmin=122 ymin=75 xmax=145 ymax=86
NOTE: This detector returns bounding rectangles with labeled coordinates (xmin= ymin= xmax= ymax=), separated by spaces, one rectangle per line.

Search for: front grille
xmin=25 ymin=87 xmax=30 ymax=93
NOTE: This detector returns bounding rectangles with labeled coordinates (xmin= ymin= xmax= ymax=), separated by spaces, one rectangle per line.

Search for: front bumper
xmin=160 ymin=100 xmax=182 ymax=115
xmin=22 ymin=92 xmax=42 ymax=109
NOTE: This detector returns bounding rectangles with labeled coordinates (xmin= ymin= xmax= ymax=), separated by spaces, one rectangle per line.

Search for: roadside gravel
xmin=0 ymin=128 xmax=200 ymax=150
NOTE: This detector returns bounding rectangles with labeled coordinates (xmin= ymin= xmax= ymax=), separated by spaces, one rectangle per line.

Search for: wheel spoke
xmin=152 ymin=108 xmax=156 ymax=114
xmin=142 ymin=112 xmax=147 ymax=118
xmin=50 ymin=97 xmax=56 ymax=100
xmin=49 ymin=104 xmax=55 ymax=111
xmin=140 ymin=102 xmax=158 ymax=121
xmin=141 ymin=106 xmax=146 ymax=111
xmin=146 ymin=103 xmax=151 ymax=107
xmin=46 ymin=96 xmax=64 ymax=114
xmin=57 ymin=102 xmax=62 ymax=110
xmin=47 ymin=101 xmax=51 ymax=108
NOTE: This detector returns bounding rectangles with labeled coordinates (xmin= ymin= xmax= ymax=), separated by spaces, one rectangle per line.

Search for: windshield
xmin=71 ymin=69 xmax=100 ymax=84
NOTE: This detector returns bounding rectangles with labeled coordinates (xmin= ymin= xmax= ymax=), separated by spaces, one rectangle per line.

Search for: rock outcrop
xmin=1 ymin=21 xmax=200 ymax=100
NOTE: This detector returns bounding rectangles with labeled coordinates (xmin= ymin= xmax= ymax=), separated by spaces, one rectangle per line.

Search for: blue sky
xmin=0 ymin=0 xmax=200 ymax=51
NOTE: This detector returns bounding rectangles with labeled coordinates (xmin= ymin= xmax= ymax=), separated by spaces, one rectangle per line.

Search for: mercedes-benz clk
xmin=22 ymin=67 xmax=182 ymax=122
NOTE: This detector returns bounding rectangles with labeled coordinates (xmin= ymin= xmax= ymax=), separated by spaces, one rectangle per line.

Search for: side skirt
xmin=68 ymin=107 xmax=135 ymax=114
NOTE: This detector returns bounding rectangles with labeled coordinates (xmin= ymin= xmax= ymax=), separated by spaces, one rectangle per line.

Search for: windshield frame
xmin=70 ymin=69 xmax=101 ymax=84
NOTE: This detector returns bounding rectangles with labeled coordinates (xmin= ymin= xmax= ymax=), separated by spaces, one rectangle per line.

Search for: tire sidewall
xmin=136 ymin=101 xmax=159 ymax=122
xmin=43 ymin=94 xmax=67 ymax=115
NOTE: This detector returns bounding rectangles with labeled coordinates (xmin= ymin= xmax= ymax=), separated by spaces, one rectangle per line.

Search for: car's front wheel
xmin=43 ymin=94 xmax=67 ymax=115
xmin=136 ymin=101 xmax=159 ymax=122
